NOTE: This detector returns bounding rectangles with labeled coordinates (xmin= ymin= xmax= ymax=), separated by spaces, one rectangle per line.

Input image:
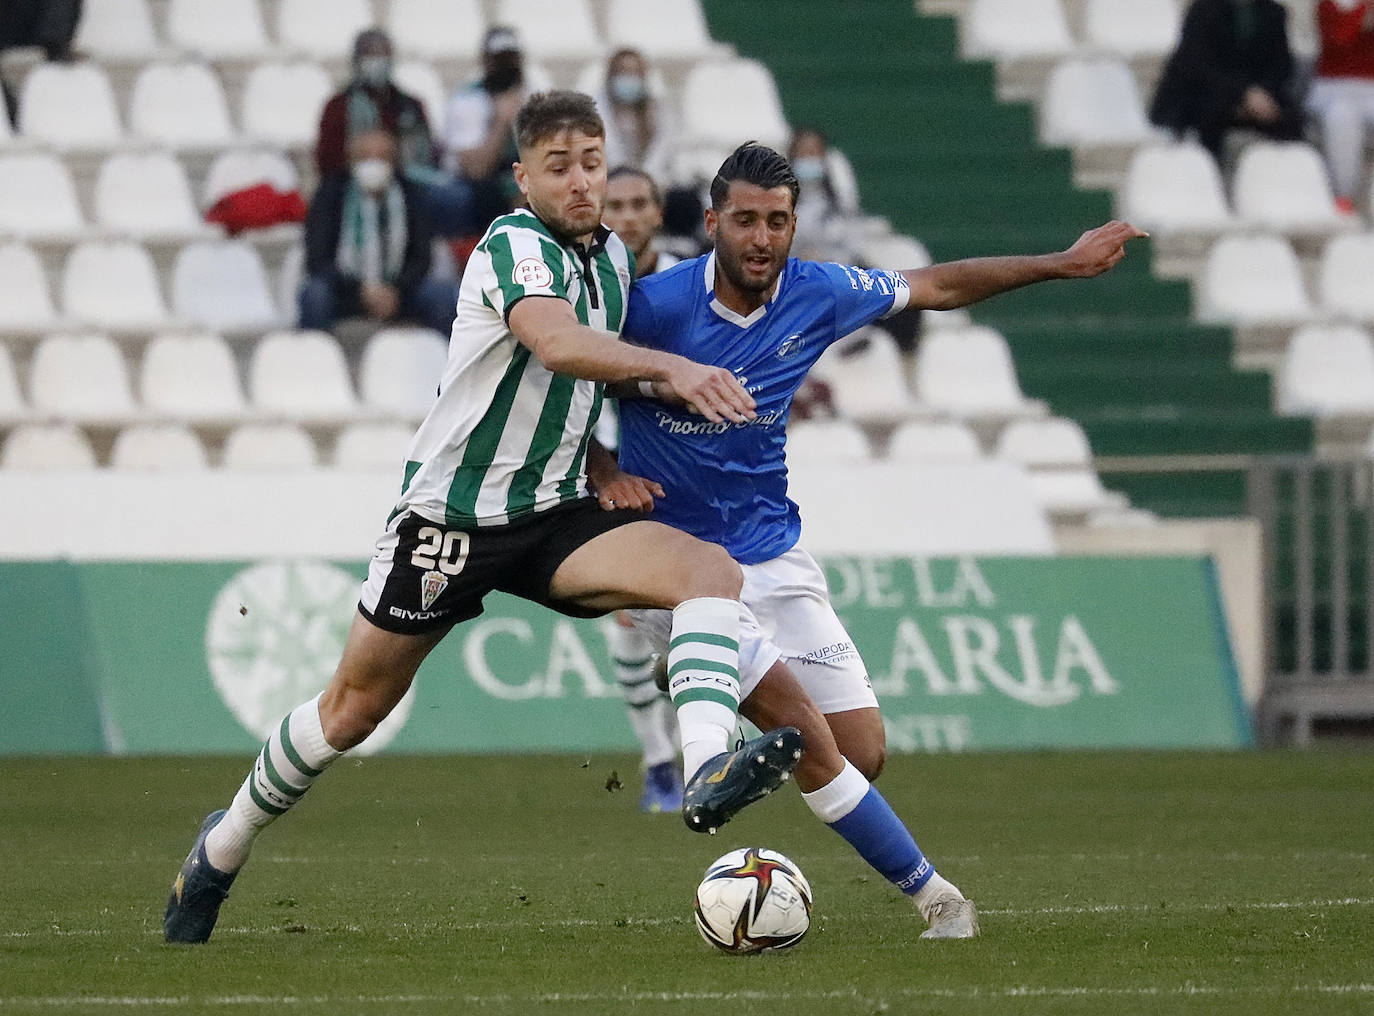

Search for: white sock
xmin=800 ymin=759 xmax=870 ymax=822
xmin=204 ymin=693 xmax=342 ymax=872
xmin=911 ymin=873 xmax=961 ymax=918
xmin=610 ymin=620 xmax=677 ymax=768
xmin=666 ymin=596 xmax=741 ymax=781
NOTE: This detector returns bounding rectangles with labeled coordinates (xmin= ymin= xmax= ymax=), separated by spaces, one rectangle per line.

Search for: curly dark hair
xmin=515 ymin=90 xmax=604 ymax=154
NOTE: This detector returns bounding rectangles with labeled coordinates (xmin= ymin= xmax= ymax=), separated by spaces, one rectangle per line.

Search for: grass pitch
xmin=1 ymin=750 xmax=1371 ymax=1015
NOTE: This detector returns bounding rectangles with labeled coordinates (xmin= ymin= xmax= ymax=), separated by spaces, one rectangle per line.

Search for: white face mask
xmin=356 ymin=56 xmax=392 ymax=87
xmin=792 ymin=156 xmax=826 ymax=183
xmin=608 ymin=73 xmax=647 ymax=105
xmin=353 ymin=157 xmax=393 ymax=193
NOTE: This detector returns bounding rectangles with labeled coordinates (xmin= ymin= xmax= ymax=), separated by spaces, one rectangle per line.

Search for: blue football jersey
xmin=618 ymin=252 xmax=910 ymax=564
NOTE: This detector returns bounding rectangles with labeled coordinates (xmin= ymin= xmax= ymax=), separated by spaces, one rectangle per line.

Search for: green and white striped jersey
xmin=396 ymin=208 xmax=635 ymax=527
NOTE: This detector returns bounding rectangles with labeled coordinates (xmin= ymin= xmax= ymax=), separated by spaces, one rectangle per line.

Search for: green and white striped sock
xmin=611 ymin=620 xmax=677 ymax=768
xmin=203 ymin=693 xmax=341 ymax=873
xmin=666 ymin=597 xmax=741 ymax=781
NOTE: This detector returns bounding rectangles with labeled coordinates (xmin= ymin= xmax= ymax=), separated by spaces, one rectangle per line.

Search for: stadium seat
xmin=681 ymin=59 xmax=790 ymax=151
xmin=277 ymin=0 xmax=373 ymax=60
xmin=1233 ymin=141 xmax=1349 ymax=233
xmin=812 ymin=327 xmax=928 ymax=425
xmin=277 ymin=243 xmax=305 ymax=323
xmin=1318 ymin=233 xmax=1374 ymax=321
xmin=129 ymin=63 xmax=236 ymax=149
xmin=1040 ymin=59 xmax=1153 ymax=148
xmin=249 ymin=330 xmax=358 ymax=422
xmin=167 ymin=0 xmax=272 ymax=59
xmin=912 ymin=326 xmax=1047 ymax=420
xmin=387 ymin=0 xmax=486 ymax=60
xmin=0 ymin=154 xmax=85 ymax=240
xmin=60 ymin=242 xmax=169 ymax=333
xmin=359 ymin=328 xmax=449 ymax=420
xmin=171 ymin=240 xmax=280 ymax=334
xmin=0 ymin=344 xmax=28 ymax=422
xmin=858 ymin=233 xmax=932 ymax=271
xmin=333 ymin=421 xmax=415 ymax=468
xmin=604 ymin=0 xmax=716 ymax=60
xmin=241 ymin=61 xmax=333 ymax=149
xmin=784 ymin=420 xmax=872 ymax=464
xmin=1120 ymin=142 xmax=1233 ymax=234
xmin=0 ymin=424 xmax=98 ymax=470
xmin=139 ymin=333 xmax=247 ymax=421
xmin=0 ymin=242 xmax=60 ymax=334
xmin=202 ymin=148 xmax=300 ymax=208
xmin=222 ymin=423 xmax=319 ymax=469
xmin=73 ymin=0 xmax=162 ymax=60
xmin=1083 ymin=0 xmax=1182 ymax=58
xmin=1276 ymin=323 xmax=1374 ymax=417
xmin=995 ymin=417 xmax=1129 ymax=515
xmin=1197 ymin=234 xmax=1312 ymax=324
xmin=109 ymin=424 xmax=209 ymax=470
xmin=93 ymin=152 xmax=210 ymax=241
xmin=492 ymin=0 xmax=602 ymax=62
xmin=393 ymin=61 xmax=447 ymax=135
xmin=886 ymin=420 xmax=984 ymax=463
xmin=18 ymin=63 xmax=123 ymax=151
xmin=28 ymin=334 xmax=139 ymax=422
xmin=962 ymin=0 xmax=1073 ymax=59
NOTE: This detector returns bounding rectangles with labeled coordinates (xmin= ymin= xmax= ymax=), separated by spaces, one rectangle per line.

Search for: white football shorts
xmin=628 ymin=545 xmax=878 ymax=714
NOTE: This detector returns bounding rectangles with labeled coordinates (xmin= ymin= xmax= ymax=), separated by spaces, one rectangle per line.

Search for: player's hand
xmin=662 ymin=357 xmax=756 ymax=424
xmin=1057 ymin=220 xmax=1148 ymax=278
xmin=592 ymin=470 xmax=664 ymax=513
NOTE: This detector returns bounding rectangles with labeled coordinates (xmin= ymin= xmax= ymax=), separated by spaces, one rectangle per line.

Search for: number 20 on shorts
xmin=411 ymin=526 xmax=470 ymax=576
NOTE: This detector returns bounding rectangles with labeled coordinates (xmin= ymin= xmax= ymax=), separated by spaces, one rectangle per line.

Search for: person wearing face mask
xmin=1307 ymin=0 xmax=1374 ymax=216
xmin=1149 ymin=0 xmax=1304 ymax=166
xmin=440 ymin=26 xmax=530 ymax=237
xmin=594 ymin=48 xmax=677 ymax=187
xmin=786 ymin=127 xmax=862 ymax=263
xmin=299 ymin=129 xmax=458 ymax=337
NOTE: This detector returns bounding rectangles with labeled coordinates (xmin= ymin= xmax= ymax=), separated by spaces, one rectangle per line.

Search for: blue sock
xmin=830 ymin=787 xmax=933 ymax=894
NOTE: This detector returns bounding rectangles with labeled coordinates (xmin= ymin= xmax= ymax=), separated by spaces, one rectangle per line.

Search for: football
xmin=693 ymin=847 xmax=812 ymax=954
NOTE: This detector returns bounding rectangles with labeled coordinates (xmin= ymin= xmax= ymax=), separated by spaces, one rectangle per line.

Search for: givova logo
xmin=205 ymin=561 xmax=415 ymax=755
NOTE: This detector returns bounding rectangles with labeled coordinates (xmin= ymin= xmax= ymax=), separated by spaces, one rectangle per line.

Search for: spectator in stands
xmin=0 ymin=0 xmax=83 ymax=127
xmin=298 ymin=129 xmax=457 ymax=337
xmin=1149 ymin=0 xmax=1304 ymax=165
xmin=1307 ymin=0 xmax=1374 ymax=216
xmin=787 ymin=127 xmax=863 ymax=262
xmin=603 ymin=167 xmax=680 ymax=278
xmin=439 ymin=26 xmax=528 ymax=237
xmin=594 ymin=49 xmax=677 ymax=186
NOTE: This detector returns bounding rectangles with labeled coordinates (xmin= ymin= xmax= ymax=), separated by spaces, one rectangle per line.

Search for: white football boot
xmin=917 ymin=886 xmax=980 ymax=939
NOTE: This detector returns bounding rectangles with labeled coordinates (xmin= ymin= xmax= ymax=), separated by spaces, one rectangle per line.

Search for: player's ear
xmin=704 ymin=206 xmax=718 ymax=240
xmin=513 ymin=161 xmax=529 ymax=199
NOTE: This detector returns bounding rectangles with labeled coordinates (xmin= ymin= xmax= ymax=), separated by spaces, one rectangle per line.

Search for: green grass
xmin=2 ymin=752 xmax=1372 ymax=1015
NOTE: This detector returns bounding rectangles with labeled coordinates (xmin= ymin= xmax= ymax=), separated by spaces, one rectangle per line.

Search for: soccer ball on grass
xmin=693 ymin=847 xmax=812 ymax=954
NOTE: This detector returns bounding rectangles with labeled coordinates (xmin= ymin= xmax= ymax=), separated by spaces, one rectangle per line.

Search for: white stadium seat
xmin=995 ymin=418 xmax=1128 ymax=515
xmin=493 ymin=0 xmax=602 ymax=62
xmin=333 ymin=422 xmax=415 ymax=468
xmin=202 ymin=149 xmax=300 ymax=208
xmin=241 ymin=61 xmax=333 ymax=148
xmin=0 ymin=424 xmax=98 ymax=470
xmin=604 ymin=0 xmax=716 ymax=60
xmin=784 ymin=420 xmax=872 ymax=464
xmin=249 ymin=330 xmax=358 ymax=421
xmin=277 ymin=0 xmax=373 ymax=60
xmin=0 ymin=154 xmax=85 ymax=239
xmin=812 ymin=327 xmax=928 ymax=425
xmin=1041 ymin=59 xmax=1153 ymax=147
xmin=886 ymin=420 xmax=984 ymax=463
xmin=93 ymin=152 xmax=209 ymax=241
xmin=18 ymin=63 xmax=123 ymax=150
xmin=359 ymin=328 xmax=449 ymax=420
xmin=1277 ymin=323 xmax=1374 ymax=417
xmin=1121 ymin=142 xmax=1233 ymax=234
xmin=74 ymin=0 xmax=162 ymax=60
xmin=1233 ymin=142 xmax=1349 ymax=233
xmin=222 ymin=423 xmax=319 ymax=469
xmin=29 ymin=334 xmax=139 ymax=422
xmin=0 ymin=345 xmax=28 ymax=422
xmin=0 ymin=242 xmax=60 ymax=334
xmin=139 ymin=333 xmax=247 ymax=421
xmin=913 ymin=326 xmax=1046 ymax=420
xmin=171 ymin=240 xmax=280 ymax=334
xmin=681 ymin=59 xmax=790 ymax=151
xmin=1197 ymin=234 xmax=1312 ymax=324
xmin=858 ymin=234 xmax=932 ymax=271
xmin=110 ymin=424 xmax=208 ymax=470
xmin=963 ymin=0 xmax=1073 ymax=59
xmin=61 ymin=241 xmax=170 ymax=333
xmin=1083 ymin=0 xmax=1182 ymax=59
xmin=129 ymin=63 xmax=236 ymax=149
xmin=1319 ymin=233 xmax=1374 ymax=321
xmin=167 ymin=0 xmax=272 ymax=59
xmin=387 ymin=0 xmax=486 ymax=60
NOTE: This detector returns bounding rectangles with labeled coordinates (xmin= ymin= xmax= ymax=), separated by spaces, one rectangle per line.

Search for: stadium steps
xmin=701 ymin=0 xmax=1316 ymax=518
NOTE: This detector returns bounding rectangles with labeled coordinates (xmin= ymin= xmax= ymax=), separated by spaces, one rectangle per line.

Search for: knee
xmin=849 ymin=741 xmax=887 ymax=782
xmin=677 ymin=541 xmax=742 ymax=601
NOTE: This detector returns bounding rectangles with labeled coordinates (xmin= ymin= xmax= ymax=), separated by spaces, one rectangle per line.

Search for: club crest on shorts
xmin=420 ymin=569 xmax=448 ymax=611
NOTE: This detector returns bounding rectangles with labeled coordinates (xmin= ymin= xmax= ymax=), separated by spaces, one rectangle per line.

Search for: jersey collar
xmin=703 ymin=251 xmax=782 ymax=328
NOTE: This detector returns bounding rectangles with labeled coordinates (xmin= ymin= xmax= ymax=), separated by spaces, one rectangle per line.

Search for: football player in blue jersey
xmin=589 ymin=142 xmax=1146 ymax=938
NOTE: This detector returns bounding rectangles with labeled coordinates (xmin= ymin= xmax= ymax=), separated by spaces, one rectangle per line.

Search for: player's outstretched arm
xmin=509 ymin=296 xmax=757 ymax=424
xmin=900 ymin=220 xmax=1148 ymax=311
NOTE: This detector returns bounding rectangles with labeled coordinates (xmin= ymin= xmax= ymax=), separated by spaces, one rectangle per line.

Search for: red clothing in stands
xmin=1316 ymin=1 xmax=1374 ymax=79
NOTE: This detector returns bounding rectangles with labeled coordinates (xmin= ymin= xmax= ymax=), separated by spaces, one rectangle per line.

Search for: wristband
xmin=638 ymin=380 xmax=656 ymax=398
